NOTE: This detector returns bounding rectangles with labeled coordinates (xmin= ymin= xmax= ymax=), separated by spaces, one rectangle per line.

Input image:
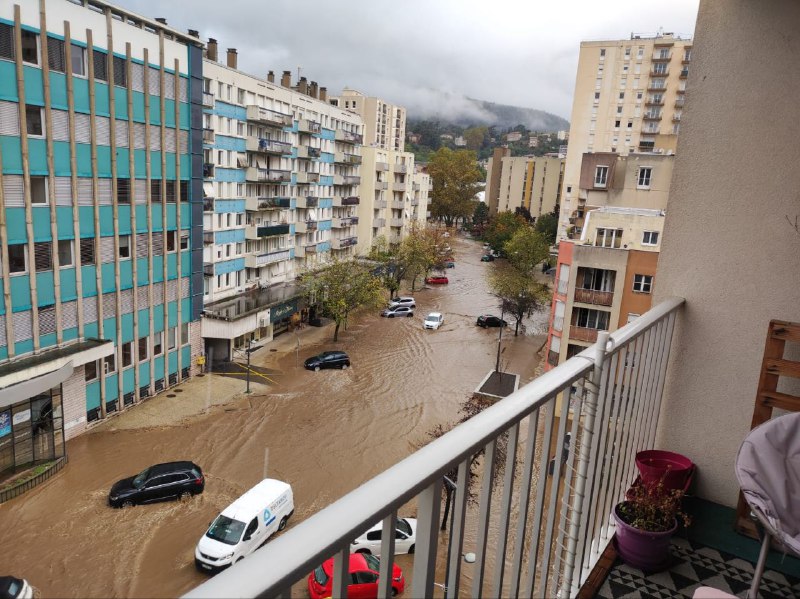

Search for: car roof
xmin=426 ymin=312 xmax=442 ymax=318
xmin=323 ymin=553 xmax=370 ymax=574
xmin=321 ymin=350 xmax=346 ymax=356
xmin=149 ymin=461 xmax=199 ymax=475
xmin=392 ymin=296 xmax=413 ymax=300
xmin=220 ymin=478 xmax=292 ymax=521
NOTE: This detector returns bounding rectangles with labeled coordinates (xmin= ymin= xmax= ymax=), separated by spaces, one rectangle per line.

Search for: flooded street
xmin=0 ymin=236 xmax=550 ymax=598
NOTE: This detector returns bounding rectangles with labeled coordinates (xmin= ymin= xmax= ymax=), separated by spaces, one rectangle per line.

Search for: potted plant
xmin=613 ymin=478 xmax=691 ymax=572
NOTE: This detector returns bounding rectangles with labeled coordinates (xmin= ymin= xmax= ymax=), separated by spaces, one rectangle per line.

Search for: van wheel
xmin=121 ymin=500 xmax=134 ymax=508
xmin=408 ymin=544 xmax=414 ymax=554
xmin=278 ymin=517 xmax=288 ymax=531
xmin=314 ymin=366 xmax=320 ymax=372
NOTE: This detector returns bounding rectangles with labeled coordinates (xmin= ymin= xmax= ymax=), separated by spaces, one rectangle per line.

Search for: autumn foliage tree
xmin=482 ymin=211 xmax=527 ymax=255
xmin=427 ymin=147 xmax=482 ymax=228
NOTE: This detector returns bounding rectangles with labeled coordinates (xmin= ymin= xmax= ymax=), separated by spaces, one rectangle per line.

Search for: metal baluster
xmin=510 ymin=410 xmax=540 ymax=597
xmin=446 ymin=459 xmax=470 ymax=598
xmin=412 ymin=478 xmax=442 ymax=599
xmin=377 ymin=512 xmax=397 ymax=599
xmin=645 ymin=313 xmax=677 ymax=451
xmin=472 ymin=439 xmax=497 ymax=598
xmin=491 ymin=422 xmax=520 ymax=599
xmin=332 ymin=546 xmax=350 ymax=599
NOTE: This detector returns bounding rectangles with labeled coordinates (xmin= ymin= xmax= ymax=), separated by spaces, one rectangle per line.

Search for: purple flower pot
xmin=613 ymin=503 xmax=677 ymax=572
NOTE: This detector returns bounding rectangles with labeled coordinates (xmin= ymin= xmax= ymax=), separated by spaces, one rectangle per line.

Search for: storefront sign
xmin=270 ymin=300 xmax=297 ymax=323
xmin=0 ymin=411 xmax=10 ymax=438
xmin=13 ymin=409 xmax=31 ymax=426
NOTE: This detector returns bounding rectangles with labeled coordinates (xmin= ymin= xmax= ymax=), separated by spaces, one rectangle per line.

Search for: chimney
xmin=187 ymin=29 xmax=199 ymax=38
xmin=155 ymin=17 xmax=167 ymax=24
xmin=319 ymin=87 xmax=327 ymax=102
xmin=309 ymin=81 xmax=318 ymax=98
xmin=227 ymin=48 xmax=237 ymax=69
xmin=297 ymin=76 xmax=308 ymax=95
xmin=206 ymin=38 xmax=218 ymax=62
xmin=267 ymin=71 xmax=275 ymax=83
xmin=281 ymin=70 xmax=291 ymax=88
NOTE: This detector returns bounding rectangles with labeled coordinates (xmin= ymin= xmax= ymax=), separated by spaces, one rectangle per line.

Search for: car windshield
xmin=397 ymin=519 xmax=412 ymax=536
xmin=363 ymin=553 xmax=381 ymax=572
xmin=426 ymin=315 xmax=438 ymax=322
xmin=314 ymin=565 xmax=329 ymax=586
xmin=132 ymin=468 xmax=150 ymax=489
xmin=206 ymin=515 xmax=246 ymax=545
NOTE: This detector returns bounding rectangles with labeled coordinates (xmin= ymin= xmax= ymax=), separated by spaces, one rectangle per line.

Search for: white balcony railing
xmin=185 ymin=298 xmax=685 ymax=599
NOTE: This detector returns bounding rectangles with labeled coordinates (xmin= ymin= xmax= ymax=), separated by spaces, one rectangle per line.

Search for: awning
xmin=203 ymin=182 xmax=215 ymax=198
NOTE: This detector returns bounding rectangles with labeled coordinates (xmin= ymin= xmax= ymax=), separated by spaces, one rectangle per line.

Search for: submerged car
xmin=480 ymin=254 xmax=495 ymax=262
xmin=304 ymin=351 xmax=350 ymax=371
xmin=477 ymin=315 xmax=508 ymax=328
xmin=445 ymin=261 xmax=455 ymax=268
xmin=308 ymin=553 xmax=404 ymax=599
xmin=423 ymin=312 xmax=444 ymax=330
xmin=425 ymin=275 xmax=449 ymax=285
xmin=381 ymin=305 xmax=414 ymax=318
xmin=108 ymin=461 xmax=205 ymax=507
xmin=351 ymin=517 xmax=418 ymax=556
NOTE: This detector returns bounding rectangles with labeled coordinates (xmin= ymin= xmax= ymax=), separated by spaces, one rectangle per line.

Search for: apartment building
xmin=357 ymin=147 xmax=429 ymax=249
xmin=0 ymin=0 xmax=204 ymax=473
xmin=546 ymin=152 xmax=672 ymax=368
xmin=558 ymin=32 xmax=691 ymax=240
xmin=487 ymin=154 xmax=564 ymax=218
xmin=199 ymin=49 xmax=363 ymax=360
xmin=484 ymin=147 xmax=509 ymax=215
xmin=329 ymin=88 xmax=406 ymax=152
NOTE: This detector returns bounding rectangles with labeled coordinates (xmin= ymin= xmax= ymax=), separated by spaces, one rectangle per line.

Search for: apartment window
xmin=168 ymin=327 xmax=177 ymax=351
xmin=104 ymin=353 xmax=116 ymax=374
xmin=57 ymin=239 xmax=73 ymax=267
xmin=614 ymin=120 xmax=620 ymax=129
xmin=594 ymin=166 xmax=608 ymax=188
xmin=21 ymin=30 xmax=39 ymax=65
xmin=180 ymin=322 xmax=189 ymax=345
xmin=574 ymin=307 xmax=610 ymax=330
xmin=624 ymin=47 xmax=631 ymax=58
xmin=119 ymin=235 xmax=131 ymax=258
xmin=138 ymin=336 xmax=148 ymax=361
xmin=92 ymin=50 xmax=107 ymax=81
xmin=165 ymin=180 xmax=176 ymax=202
xmin=684 ymin=49 xmax=692 ymax=62
xmin=151 ymin=179 xmax=162 ymax=202
xmin=616 ymin=106 xmax=623 ymax=114
xmin=47 ymin=37 xmax=65 ymax=72
xmin=71 ymin=43 xmax=86 ymax=76
xmin=116 ymin=178 xmax=131 ymax=204
xmin=618 ymin=92 xmax=624 ymax=101
xmin=636 ymin=91 xmax=643 ymax=102
xmin=0 ymin=23 xmax=14 ymax=61
xmin=34 ymin=241 xmax=52 ymax=271
xmin=180 ymin=180 xmax=189 ymax=201
xmin=642 ymin=231 xmax=659 ymax=245
xmin=30 ymin=176 xmax=47 ymax=203
xmin=599 ymin=49 xmax=605 ymax=57
xmin=166 ymin=230 xmax=177 ymax=252
xmin=121 ymin=341 xmax=133 ymax=368
xmin=653 ymin=62 xmax=668 ymax=75
xmin=26 ymin=105 xmax=44 ymax=136
xmin=633 ymin=274 xmax=653 ymax=294
xmin=153 ymin=331 xmax=163 ymax=356
xmin=180 ymin=232 xmax=189 ymax=251
xmin=80 ymin=238 xmax=95 ymax=265
xmin=637 ymin=47 xmax=644 ymax=58
xmin=637 ymin=167 xmax=652 ymax=188
xmin=627 ymin=121 xmax=633 ymax=129
xmin=595 ymin=228 xmax=623 ymax=248
xmin=85 ymin=360 xmax=98 ymax=382
xmin=8 ymin=244 xmax=26 ymax=274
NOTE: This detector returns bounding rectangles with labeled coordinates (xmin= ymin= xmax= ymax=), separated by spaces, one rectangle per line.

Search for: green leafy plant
xmin=616 ymin=478 xmax=691 ymax=533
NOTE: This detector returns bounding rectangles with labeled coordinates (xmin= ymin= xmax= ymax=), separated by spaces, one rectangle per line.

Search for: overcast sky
xmin=115 ymin=0 xmax=700 ymax=122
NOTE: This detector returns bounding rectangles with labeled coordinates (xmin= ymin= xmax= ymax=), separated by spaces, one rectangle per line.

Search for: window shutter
xmin=102 ymin=292 xmax=116 ymax=317
xmin=47 ymin=37 xmax=65 ymax=73
xmin=152 ymin=282 xmax=164 ymax=303
xmin=134 ymin=179 xmax=147 ymax=204
xmin=55 ymin=177 xmax=72 ymax=205
xmin=179 ymin=130 xmax=188 ymax=153
xmin=39 ymin=305 xmax=56 ymax=335
xmin=149 ymin=129 xmax=161 ymax=151
xmin=136 ymin=233 xmax=149 ymax=257
xmin=96 ymin=116 xmax=110 ymax=145
xmin=178 ymin=77 xmax=188 ymax=102
xmin=181 ymin=277 xmax=190 ymax=298
xmin=92 ymin=50 xmax=108 ymax=81
xmin=164 ymin=73 xmax=175 ymax=100
xmin=0 ymin=101 xmax=19 ymax=136
xmin=0 ymin=23 xmax=15 ymax=61
xmin=131 ymin=62 xmax=144 ymax=92
xmin=34 ymin=242 xmax=53 ymax=271
xmin=133 ymin=122 xmax=146 ymax=149
xmin=97 ymin=178 xmax=112 ymax=205
xmin=148 ymin=66 xmax=160 ymax=95
xmin=151 ymin=231 xmax=164 ymax=255
xmin=13 ymin=311 xmax=33 ymax=342
xmin=62 ymin=301 xmax=78 ymax=330
xmin=113 ymin=56 xmax=126 ymax=87
xmin=100 ymin=237 xmax=115 ymax=263
xmin=2 ymin=175 xmax=24 ymax=207
xmin=120 ymin=289 xmax=134 ymax=314
xmin=77 ymin=178 xmax=93 ymax=205
xmin=137 ymin=286 xmax=149 ymax=308
xmin=115 ymin=119 xmax=128 ymax=147
xmin=74 ymin=113 xmax=91 ymax=143
xmin=164 ymin=128 xmax=176 ymax=152
xmin=82 ymin=296 xmax=98 ymax=324
xmin=51 ymin=109 xmax=70 ymax=141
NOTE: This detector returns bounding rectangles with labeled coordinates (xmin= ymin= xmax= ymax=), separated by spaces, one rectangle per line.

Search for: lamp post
xmin=245 ymin=337 xmax=251 ymax=394
xmin=495 ymin=302 xmax=506 ymax=373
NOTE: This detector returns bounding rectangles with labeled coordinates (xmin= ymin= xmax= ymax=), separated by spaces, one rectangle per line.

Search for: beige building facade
xmin=329 ymin=89 xmax=406 ymax=152
xmin=486 ymin=154 xmax=563 ymax=218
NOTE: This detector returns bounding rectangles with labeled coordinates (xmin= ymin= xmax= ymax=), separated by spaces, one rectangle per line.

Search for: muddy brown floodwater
xmin=0 ymin=235 xmax=550 ymax=598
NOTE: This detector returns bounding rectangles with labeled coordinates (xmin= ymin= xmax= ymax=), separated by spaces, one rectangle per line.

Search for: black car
xmin=304 ymin=351 xmax=350 ymax=371
xmin=108 ymin=461 xmax=204 ymax=508
xmin=476 ymin=315 xmax=508 ymax=328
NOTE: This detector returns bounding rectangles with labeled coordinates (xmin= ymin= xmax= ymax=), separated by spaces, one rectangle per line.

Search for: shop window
xmin=85 ymin=360 xmax=98 ymax=381
xmin=34 ymin=241 xmax=53 ymax=271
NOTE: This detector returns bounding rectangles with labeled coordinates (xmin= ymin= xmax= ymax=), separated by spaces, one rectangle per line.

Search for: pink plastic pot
xmin=636 ymin=450 xmax=693 ymax=491
xmin=613 ymin=503 xmax=677 ymax=572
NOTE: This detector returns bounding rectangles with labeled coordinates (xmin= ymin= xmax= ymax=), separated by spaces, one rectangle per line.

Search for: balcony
xmin=376 ymin=181 xmax=389 ymax=191
xmin=645 ymin=98 xmax=664 ymax=107
xmin=298 ymin=119 xmax=321 ymax=134
xmin=411 ymin=199 xmax=419 ymax=206
xmin=297 ymin=146 xmax=321 ymax=160
xmin=391 ymin=182 xmax=406 ymax=192
xmin=246 ymin=137 xmax=292 ymax=156
xmin=293 ymin=220 xmax=318 ymax=234
xmin=203 ymin=198 xmax=214 ymax=213
xmin=203 ymin=231 xmax=214 ymax=245
xmin=342 ymin=196 xmax=359 ymax=206
xmin=335 ymin=128 xmax=363 ymax=144
xmin=245 ymin=223 xmax=291 ymax=239
xmin=245 ymin=168 xmax=291 ymax=183
xmin=246 ymin=105 xmax=293 ymax=128
xmin=643 ymin=112 xmax=662 ymax=121
xmin=203 ymin=163 xmax=215 ymax=179
xmin=295 ymin=171 xmax=320 ymax=184
xmin=373 ymin=217 xmax=386 ymax=228
xmin=186 ymin=299 xmax=689 ymax=599
xmin=295 ymin=196 xmax=318 ymax=209
xmin=202 ymin=128 xmax=215 ymax=143
xmin=651 ymin=51 xmax=672 ymax=61
xmin=343 ymin=175 xmax=361 ymax=185
xmin=650 ymin=67 xmax=670 ymax=76
xmin=375 ymin=161 xmax=389 ymax=172
xmin=394 ymin=163 xmax=408 ymax=173
xmin=332 ymin=216 xmax=359 ymax=228
xmin=574 ymin=288 xmax=614 ymax=306
xmin=202 ymin=91 xmax=214 ymax=107
xmin=391 ymin=199 xmax=405 ymax=210
xmin=374 ymin=199 xmax=387 ymax=210
xmin=673 ymin=114 xmax=682 ymax=123
xmin=202 ymin=262 xmax=214 ymax=276
xmin=675 ymin=98 xmax=685 ymax=108
xmin=569 ymin=324 xmax=605 ymax=343
xmin=641 ymin=126 xmax=660 ymax=135
xmin=244 ymin=249 xmax=291 ymax=268
xmin=413 ymin=183 xmax=420 ymax=192
xmin=334 ymin=151 xmax=362 ymax=165
xmin=331 ymin=236 xmax=358 ymax=250
xmin=245 ymin=197 xmax=291 ymax=211
xmin=390 ymin=218 xmax=404 ymax=228
xmin=647 ymin=82 xmax=667 ymax=92
xmin=294 ymin=242 xmax=318 ymax=258
xmin=680 ymin=68 xmax=689 ymax=78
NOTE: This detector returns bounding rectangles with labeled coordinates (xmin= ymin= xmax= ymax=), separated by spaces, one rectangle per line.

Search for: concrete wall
xmin=654 ymin=0 xmax=800 ymax=507
xmin=618 ymin=250 xmax=657 ymax=327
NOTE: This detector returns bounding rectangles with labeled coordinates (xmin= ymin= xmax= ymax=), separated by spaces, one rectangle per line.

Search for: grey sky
xmin=115 ymin=0 xmax=700 ymax=122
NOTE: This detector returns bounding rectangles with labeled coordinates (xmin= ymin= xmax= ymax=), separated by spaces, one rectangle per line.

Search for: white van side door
xmin=242 ymin=517 xmax=260 ymax=556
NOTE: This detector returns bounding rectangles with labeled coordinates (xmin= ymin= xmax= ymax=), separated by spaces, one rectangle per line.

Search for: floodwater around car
xmin=0 ymin=235 xmax=550 ymax=598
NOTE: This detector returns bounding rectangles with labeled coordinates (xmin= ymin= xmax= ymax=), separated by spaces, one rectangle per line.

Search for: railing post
xmin=559 ymin=331 xmax=609 ymax=598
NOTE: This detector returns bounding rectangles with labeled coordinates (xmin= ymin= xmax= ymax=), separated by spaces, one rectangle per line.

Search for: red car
xmin=308 ymin=553 xmax=404 ymax=599
xmin=425 ymin=275 xmax=449 ymax=285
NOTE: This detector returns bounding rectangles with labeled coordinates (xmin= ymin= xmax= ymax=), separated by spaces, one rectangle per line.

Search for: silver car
xmin=381 ymin=305 xmax=415 ymax=318
xmin=388 ymin=296 xmax=416 ymax=309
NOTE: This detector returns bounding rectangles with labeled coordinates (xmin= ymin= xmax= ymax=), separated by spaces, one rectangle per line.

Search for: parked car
xmin=477 ymin=315 xmax=508 ymax=328
xmin=308 ymin=553 xmax=404 ymax=599
xmin=0 ymin=577 xmax=33 ymax=599
xmin=445 ymin=261 xmax=455 ymax=268
xmin=491 ymin=250 xmax=501 ymax=258
xmin=544 ymin=267 xmax=556 ymax=276
xmin=108 ymin=461 xmax=204 ymax=508
xmin=425 ymin=275 xmax=449 ymax=284
xmin=351 ymin=517 xmax=417 ymax=556
xmin=381 ymin=305 xmax=414 ymax=318
xmin=424 ymin=313 xmax=444 ymax=330
xmin=388 ymin=296 xmax=415 ymax=308
xmin=480 ymin=254 xmax=495 ymax=262
xmin=304 ymin=351 xmax=350 ymax=371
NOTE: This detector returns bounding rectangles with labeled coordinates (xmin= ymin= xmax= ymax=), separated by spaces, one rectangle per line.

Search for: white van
xmin=194 ymin=478 xmax=294 ymax=573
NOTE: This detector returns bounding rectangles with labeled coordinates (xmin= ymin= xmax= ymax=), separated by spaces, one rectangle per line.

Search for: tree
xmin=535 ymin=211 xmax=559 ymax=245
xmin=482 ymin=211 xmax=527 ymax=253
xmin=300 ymin=259 xmax=384 ymax=342
xmin=473 ymin=202 xmax=489 ymax=229
xmin=463 ymin=126 xmax=488 ymax=151
xmin=401 ymin=224 xmax=450 ymax=290
xmin=427 ymin=147 xmax=482 ymax=228
xmin=504 ymin=226 xmax=550 ymax=275
xmin=368 ymin=235 xmax=407 ymax=298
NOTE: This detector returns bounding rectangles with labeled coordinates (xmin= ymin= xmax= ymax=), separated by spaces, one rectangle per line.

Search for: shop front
xmin=271 ymin=299 xmax=298 ymax=337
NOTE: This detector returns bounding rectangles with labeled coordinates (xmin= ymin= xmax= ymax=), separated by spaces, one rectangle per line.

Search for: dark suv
xmin=108 ymin=461 xmax=204 ymax=508
xmin=304 ymin=351 xmax=350 ymax=371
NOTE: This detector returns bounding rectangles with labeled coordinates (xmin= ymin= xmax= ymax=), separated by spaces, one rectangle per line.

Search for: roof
xmin=221 ymin=479 xmax=291 ymax=522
